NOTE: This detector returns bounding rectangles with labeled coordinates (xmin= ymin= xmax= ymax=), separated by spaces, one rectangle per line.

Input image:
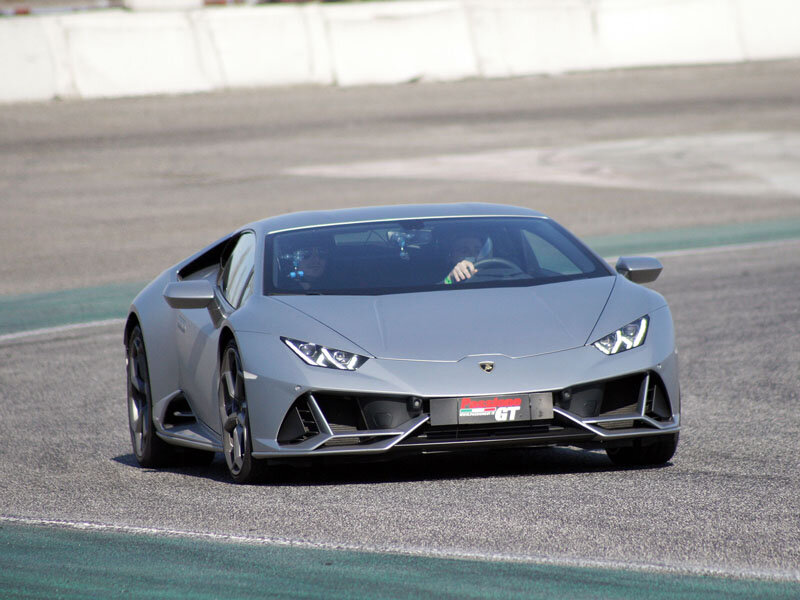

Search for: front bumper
xmin=250 ymin=368 xmax=679 ymax=458
xmin=240 ymin=305 xmax=679 ymax=459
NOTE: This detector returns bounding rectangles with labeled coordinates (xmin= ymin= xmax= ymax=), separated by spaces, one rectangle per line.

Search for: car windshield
xmin=265 ymin=216 xmax=612 ymax=295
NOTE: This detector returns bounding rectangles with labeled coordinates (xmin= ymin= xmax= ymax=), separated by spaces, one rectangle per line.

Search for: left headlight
xmin=283 ymin=337 xmax=369 ymax=370
xmin=592 ymin=316 xmax=649 ymax=355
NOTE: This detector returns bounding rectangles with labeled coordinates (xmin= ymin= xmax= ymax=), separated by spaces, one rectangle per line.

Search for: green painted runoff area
xmin=0 ymin=281 xmax=145 ymax=335
xmin=584 ymin=218 xmax=800 ymax=257
xmin=1 ymin=219 xmax=799 ymax=335
xmin=0 ymin=521 xmax=797 ymax=600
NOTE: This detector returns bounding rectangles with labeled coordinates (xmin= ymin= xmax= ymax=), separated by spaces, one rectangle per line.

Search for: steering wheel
xmin=462 ymin=257 xmax=526 ymax=282
xmin=474 ymin=257 xmax=522 ymax=271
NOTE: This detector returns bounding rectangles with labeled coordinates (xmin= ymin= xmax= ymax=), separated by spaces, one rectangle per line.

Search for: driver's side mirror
xmin=615 ymin=256 xmax=663 ymax=284
xmin=163 ymin=280 xmax=215 ymax=309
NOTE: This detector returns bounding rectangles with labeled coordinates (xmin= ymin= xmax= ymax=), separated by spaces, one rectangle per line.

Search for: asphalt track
xmin=1 ymin=61 xmax=800 ymax=597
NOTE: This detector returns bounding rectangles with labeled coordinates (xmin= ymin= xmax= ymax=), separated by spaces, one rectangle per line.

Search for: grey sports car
xmin=125 ymin=203 xmax=680 ymax=483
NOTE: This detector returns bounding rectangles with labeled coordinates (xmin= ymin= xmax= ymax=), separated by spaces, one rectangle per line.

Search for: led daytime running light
xmin=593 ymin=316 xmax=649 ymax=355
xmin=283 ymin=338 xmax=367 ymax=370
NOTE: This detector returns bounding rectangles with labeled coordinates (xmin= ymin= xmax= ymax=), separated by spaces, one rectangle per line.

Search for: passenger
xmin=298 ymin=246 xmax=329 ymax=283
xmin=284 ymin=234 xmax=332 ymax=290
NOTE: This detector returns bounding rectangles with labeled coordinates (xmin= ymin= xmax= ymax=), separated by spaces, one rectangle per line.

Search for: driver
xmin=443 ymin=235 xmax=484 ymax=284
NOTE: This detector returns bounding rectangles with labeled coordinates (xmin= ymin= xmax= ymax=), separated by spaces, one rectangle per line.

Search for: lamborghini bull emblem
xmin=479 ymin=361 xmax=495 ymax=373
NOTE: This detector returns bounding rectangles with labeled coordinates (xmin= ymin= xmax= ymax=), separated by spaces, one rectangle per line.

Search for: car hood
xmin=273 ymin=277 xmax=616 ymax=361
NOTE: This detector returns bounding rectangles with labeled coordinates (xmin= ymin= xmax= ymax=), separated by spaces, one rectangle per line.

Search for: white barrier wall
xmin=736 ymin=0 xmax=800 ymax=60
xmin=192 ymin=5 xmax=332 ymax=88
xmin=61 ymin=11 xmax=214 ymax=98
xmin=322 ymin=1 xmax=477 ymax=86
xmin=595 ymin=0 xmax=745 ymax=68
xmin=0 ymin=18 xmax=57 ymax=102
xmin=2 ymin=0 xmax=799 ymax=103
xmin=466 ymin=0 xmax=599 ymax=77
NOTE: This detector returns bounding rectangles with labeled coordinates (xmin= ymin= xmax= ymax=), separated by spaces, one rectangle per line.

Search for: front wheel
xmin=127 ymin=325 xmax=176 ymax=467
xmin=219 ymin=340 xmax=267 ymax=484
xmin=606 ymin=433 xmax=678 ymax=467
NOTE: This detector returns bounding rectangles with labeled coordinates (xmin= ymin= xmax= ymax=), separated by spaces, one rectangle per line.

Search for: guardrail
xmin=2 ymin=0 xmax=799 ymax=103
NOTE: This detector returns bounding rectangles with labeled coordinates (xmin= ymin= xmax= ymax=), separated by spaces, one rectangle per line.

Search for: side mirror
xmin=163 ymin=280 xmax=215 ymax=309
xmin=615 ymin=256 xmax=663 ymax=284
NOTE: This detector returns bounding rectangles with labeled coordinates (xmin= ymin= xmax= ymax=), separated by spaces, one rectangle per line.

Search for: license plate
xmin=458 ymin=395 xmax=530 ymax=424
xmin=429 ymin=393 xmax=553 ymax=426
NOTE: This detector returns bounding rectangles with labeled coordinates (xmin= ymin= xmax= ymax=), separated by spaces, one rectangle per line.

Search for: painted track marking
xmin=2 ymin=515 xmax=798 ymax=583
xmin=0 ymin=318 xmax=125 ymax=344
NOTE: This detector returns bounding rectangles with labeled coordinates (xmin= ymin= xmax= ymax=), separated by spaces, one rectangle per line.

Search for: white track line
xmin=2 ymin=515 xmax=798 ymax=583
xmin=0 ymin=318 xmax=124 ymax=344
xmin=600 ymin=238 xmax=800 ymax=265
xmin=643 ymin=237 xmax=800 ymax=259
xmin=1 ymin=237 xmax=798 ymax=346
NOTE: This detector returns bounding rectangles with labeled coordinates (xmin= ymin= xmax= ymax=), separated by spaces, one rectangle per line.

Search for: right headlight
xmin=283 ymin=337 xmax=368 ymax=370
xmin=592 ymin=316 xmax=649 ymax=355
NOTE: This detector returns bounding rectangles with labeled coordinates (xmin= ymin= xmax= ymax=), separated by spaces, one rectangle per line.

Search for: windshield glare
xmin=265 ymin=217 xmax=611 ymax=295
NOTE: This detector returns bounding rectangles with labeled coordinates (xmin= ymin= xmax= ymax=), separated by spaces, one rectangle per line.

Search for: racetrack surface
xmin=1 ymin=60 xmax=799 ymax=595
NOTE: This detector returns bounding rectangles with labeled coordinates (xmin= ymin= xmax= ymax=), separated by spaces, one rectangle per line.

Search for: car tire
xmin=127 ymin=325 xmax=176 ymax=467
xmin=219 ymin=340 xmax=267 ymax=484
xmin=606 ymin=433 xmax=678 ymax=467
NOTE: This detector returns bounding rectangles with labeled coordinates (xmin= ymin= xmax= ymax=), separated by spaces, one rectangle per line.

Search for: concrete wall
xmin=2 ymin=0 xmax=799 ymax=103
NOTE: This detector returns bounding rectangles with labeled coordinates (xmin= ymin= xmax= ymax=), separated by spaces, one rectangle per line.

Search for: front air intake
xmin=644 ymin=376 xmax=672 ymax=420
xmin=557 ymin=372 xmax=669 ymax=419
xmin=599 ymin=375 xmax=642 ymax=416
xmin=277 ymin=396 xmax=320 ymax=444
xmin=162 ymin=394 xmax=197 ymax=428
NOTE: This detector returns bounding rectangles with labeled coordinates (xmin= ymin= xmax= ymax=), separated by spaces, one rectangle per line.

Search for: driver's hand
xmin=449 ymin=260 xmax=477 ymax=282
